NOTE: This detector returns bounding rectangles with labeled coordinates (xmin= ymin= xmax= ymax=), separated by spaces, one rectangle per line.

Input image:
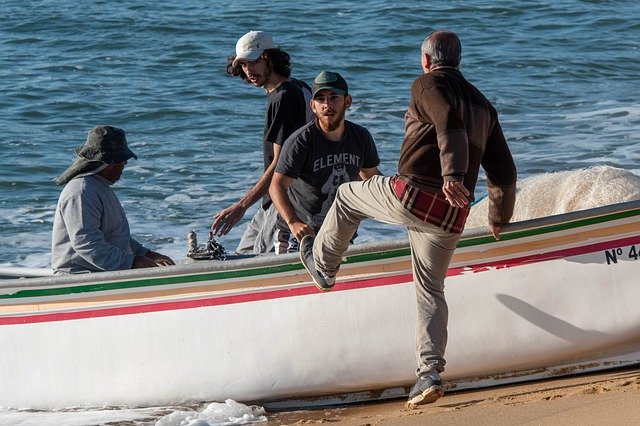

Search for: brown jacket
xmin=398 ymin=67 xmax=517 ymax=226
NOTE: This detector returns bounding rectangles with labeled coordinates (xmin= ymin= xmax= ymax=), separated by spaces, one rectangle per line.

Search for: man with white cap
xmin=52 ymin=125 xmax=175 ymax=274
xmin=211 ymin=30 xmax=313 ymax=255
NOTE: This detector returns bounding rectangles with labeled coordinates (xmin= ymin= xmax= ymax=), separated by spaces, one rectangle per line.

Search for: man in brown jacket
xmin=299 ymin=30 xmax=517 ymax=408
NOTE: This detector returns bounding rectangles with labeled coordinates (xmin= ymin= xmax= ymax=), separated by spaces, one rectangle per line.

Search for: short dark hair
xmin=421 ymin=30 xmax=462 ymax=68
xmin=226 ymin=48 xmax=292 ymax=82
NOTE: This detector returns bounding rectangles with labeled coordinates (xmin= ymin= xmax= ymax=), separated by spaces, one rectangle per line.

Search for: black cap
xmin=312 ymin=71 xmax=348 ymax=98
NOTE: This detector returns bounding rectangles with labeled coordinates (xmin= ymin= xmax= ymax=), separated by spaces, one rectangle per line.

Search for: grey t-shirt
xmin=275 ymin=119 xmax=380 ymax=231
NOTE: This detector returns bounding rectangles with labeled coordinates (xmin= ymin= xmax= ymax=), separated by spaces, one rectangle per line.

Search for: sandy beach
xmin=268 ymin=365 xmax=640 ymax=425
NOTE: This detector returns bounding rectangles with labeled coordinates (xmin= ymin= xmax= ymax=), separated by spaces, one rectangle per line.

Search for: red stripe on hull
xmin=1 ymin=235 xmax=638 ymax=325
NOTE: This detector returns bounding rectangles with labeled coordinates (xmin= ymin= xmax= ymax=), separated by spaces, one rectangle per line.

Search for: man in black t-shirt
xmin=270 ymin=71 xmax=381 ymax=254
xmin=211 ymin=31 xmax=313 ymax=255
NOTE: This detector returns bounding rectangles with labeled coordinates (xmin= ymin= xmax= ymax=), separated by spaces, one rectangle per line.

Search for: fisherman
xmin=269 ymin=71 xmax=381 ymax=253
xmin=210 ymin=30 xmax=313 ymax=255
xmin=52 ymin=125 xmax=175 ymax=274
xmin=299 ymin=30 xmax=517 ymax=407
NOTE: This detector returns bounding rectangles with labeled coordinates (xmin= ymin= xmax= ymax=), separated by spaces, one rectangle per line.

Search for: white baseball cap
xmin=232 ymin=31 xmax=276 ymax=67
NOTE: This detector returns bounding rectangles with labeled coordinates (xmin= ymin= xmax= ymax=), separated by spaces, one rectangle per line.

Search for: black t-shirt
xmin=275 ymin=120 xmax=380 ymax=232
xmin=262 ymin=78 xmax=312 ymax=208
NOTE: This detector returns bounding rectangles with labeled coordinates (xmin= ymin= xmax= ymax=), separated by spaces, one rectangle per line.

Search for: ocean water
xmin=1 ymin=0 xmax=639 ymax=423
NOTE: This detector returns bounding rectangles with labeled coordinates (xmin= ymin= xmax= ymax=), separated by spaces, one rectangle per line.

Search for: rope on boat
xmin=183 ymin=194 xmax=486 ymax=262
xmin=187 ymin=230 xmax=227 ymax=260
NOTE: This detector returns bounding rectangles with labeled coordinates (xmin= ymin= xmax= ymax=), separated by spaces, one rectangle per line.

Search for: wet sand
xmin=267 ymin=365 xmax=640 ymax=425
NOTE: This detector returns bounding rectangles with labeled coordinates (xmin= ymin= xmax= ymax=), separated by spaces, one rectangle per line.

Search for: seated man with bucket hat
xmin=52 ymin=125 xmax=175 ymax=274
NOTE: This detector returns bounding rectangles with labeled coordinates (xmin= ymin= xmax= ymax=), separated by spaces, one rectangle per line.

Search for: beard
xmin=247 ymin=66 xmax=271 ymax=88
xmin=317 ymin=106 xmax=346 ymax=132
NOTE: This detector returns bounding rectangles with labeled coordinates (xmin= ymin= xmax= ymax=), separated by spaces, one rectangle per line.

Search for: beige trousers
xmin=313 ymin=175 xmax=461 ymax=375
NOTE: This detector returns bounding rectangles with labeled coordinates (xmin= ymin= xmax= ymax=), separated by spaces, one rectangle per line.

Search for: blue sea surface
xmin=0 ymin=0 xmax=639 ymax=420
xmin=2 ymin=0 xmax=639 ymax=269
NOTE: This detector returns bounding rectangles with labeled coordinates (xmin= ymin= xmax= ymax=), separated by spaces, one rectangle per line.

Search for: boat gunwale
xmin=1 ymin=199 xmax=639 ymax=295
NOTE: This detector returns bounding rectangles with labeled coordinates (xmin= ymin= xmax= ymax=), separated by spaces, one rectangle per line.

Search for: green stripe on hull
xmin=343 ymin=208 xmax=640 ymax=261
xmin=458 ymin=207 xmax=640 ymax=248
xmin=2 ymin=207 xmax=638 ymax=301
xmin=0 ymin=262 xmax=304 ymax=300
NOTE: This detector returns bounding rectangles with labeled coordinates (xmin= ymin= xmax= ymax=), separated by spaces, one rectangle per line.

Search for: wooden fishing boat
xmin=1 ymin=199 xmax=639 ymax=410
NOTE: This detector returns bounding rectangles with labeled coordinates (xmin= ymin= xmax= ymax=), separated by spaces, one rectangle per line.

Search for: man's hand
xmin=145 ymin=251 xmax=176 ymax=266
xmin=133 ymin=252 xmax=175 ymax=269
xmin=489 ymin=224 xmax=501 ymax=241
xmin=288 ymin=221 xmax=315 ymax=242
xmin=132 ymin=255 xmax=157 ymax=269
xmin=442 ymin=181 xmax=470 ymax=208
xmin=211 ymin=203 xmax=247 ymax=236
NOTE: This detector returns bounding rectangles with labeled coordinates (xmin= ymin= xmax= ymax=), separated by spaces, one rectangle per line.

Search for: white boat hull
xmin=1 ymin=201 xmax=639 ymax=409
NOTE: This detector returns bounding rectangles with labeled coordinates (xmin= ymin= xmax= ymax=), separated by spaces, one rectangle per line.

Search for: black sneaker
xmin=405 ymin=373 xmax=444 ymax=409
xmin=299 ymin=235 xmax=335 ymax=292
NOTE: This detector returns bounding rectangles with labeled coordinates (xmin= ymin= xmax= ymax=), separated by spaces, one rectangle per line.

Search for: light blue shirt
xmin=51 ymin=174 xmax=148 ymax=274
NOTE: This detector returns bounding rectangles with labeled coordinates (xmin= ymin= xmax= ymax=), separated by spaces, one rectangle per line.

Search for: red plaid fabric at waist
xmin=390 ymin=175 xmax=469 ymax=234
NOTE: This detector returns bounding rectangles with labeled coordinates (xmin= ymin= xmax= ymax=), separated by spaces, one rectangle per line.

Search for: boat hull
xmin=1 ymin=201 xmax=639 ymax=409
